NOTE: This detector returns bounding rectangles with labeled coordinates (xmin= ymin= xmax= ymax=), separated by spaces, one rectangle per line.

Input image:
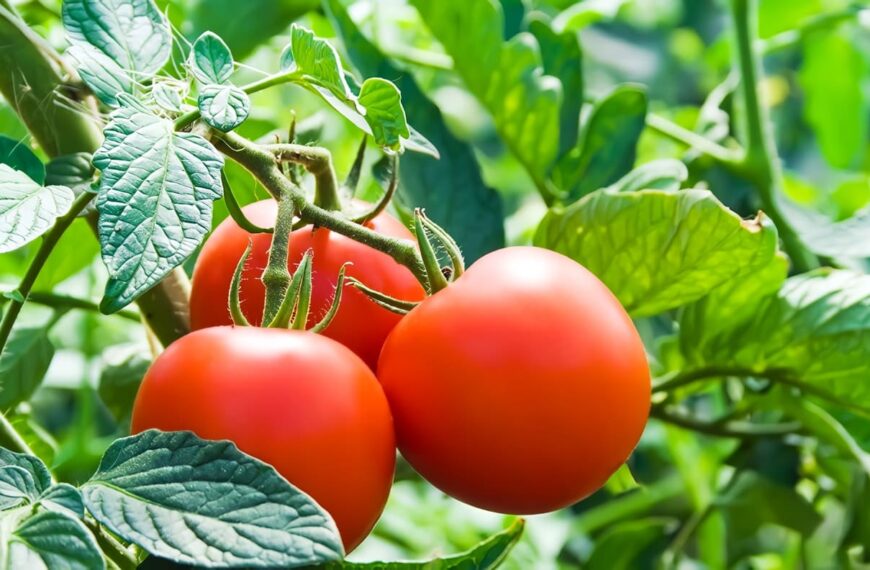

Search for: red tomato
xmin=377 ymin=246 xmax=650 ymax=514
xmin=131 ymin=326 xmax=396 ymax=552
xmin=190 ymin=200 xmax=425 ymax=369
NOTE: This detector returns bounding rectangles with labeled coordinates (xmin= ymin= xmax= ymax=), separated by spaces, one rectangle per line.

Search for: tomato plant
xmin=378 ymin=246 xmax=650 ymax=513
xmin=189 ymin=200 xmax=424 ymax=368
xmin=0 ymin=0 xmax=868 ymax=568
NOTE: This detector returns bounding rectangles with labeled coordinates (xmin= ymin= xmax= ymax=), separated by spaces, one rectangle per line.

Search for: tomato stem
xmin=268 ymin=142 xmax=343 ymax=212
xmin=261 ymin=189 xmax=298 ymax=324
xmin=265 ymin=250 xmax=310 ymax=329
xmin=229 ymin=241 xmax=253 ymax=326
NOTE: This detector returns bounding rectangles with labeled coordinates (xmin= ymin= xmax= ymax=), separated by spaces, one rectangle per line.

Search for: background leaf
xmin=0 ymin=165 xmax=74 ymax=254
xmin=0 ymin=327 xmax=54 ymax=411
xmin=0 ymin=136 xmax=44 ymax=184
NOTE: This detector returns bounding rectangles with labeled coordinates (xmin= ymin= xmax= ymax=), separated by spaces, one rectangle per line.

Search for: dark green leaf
xmin=0 ymin=466 xmax=38 ymax=510
xmin=93 ymin=99 xmax=224 ymax=313
xmin=0 ymin=327 xmax=54 ymax=411
xmin=535 ymin=189 xmax=778 ymax=316
xmin=584 ymin=519 xmax=671 ymax=570
xmin=63 ymin=0 xmax=172 ymax=75
xmin=0 ymin=448 xmax=51 ymax=492
xmin=0 ymin=165 xmax=74 ymax=253
xmin=38 ymin=484 xmax=85 ymax=519
xmin=190 ymin=32 xmax=234 ymax=85
xmin=98 ymin=349 xmax=151 ymax=424
xmin=327 ymin=0 xmax=505 ymax=262
xmin=198 ymin=85 xmax=250 ymax=132
xmin=82 ymin=430 xmax=343 ymax=567
xmin=553 ymin=85 xmax=647 ymax=202
xmin=44 ymin=153 xmax=94 ymax=188
xmin=0 ymin=508 xmax=104 ymax=570
xmin=0 ymin=135 xmax=44 ymax=184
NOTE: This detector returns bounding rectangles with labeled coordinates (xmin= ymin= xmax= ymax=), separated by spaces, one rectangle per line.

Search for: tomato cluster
xmin=132 ymin=203 xmax=651 ymax=552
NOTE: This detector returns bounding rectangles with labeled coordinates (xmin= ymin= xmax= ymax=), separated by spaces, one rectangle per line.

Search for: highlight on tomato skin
xmin=377 ymin=246 xmax=651 ymax=515
xmin=130 ymin=326 xmax=397 ymax=553
xmin=189 ymin=199 xmax=425 ymax=369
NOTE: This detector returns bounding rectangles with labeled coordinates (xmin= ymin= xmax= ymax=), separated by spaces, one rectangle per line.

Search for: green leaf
xmin=32 ymin=219 xmax=99 ymax=291
xmin=410 ymin=0 xmax=562 ymax=185
xmin=0 ymin=449 xmax=82 ymax=516
xmin=552 ymin=0 xmax=630 ymax=31
xmin=0 ymin=327 xmax=54 ymax=410
xmin=38 ymin=484 xmax=85 ymax=519
xmin=98 ymin=349 xmax=151 ymax=424
xmin=62 ymin=0 xmax=172 ymax=76
xmin=535 ymin=189 xmax=778 ymax=317
xmin=0 ymin=466 xmax=39 ymax=510
xmin=327 ymin=0 xmax=505 ymax=262
xmin=0 ymin=165 xmax=74 ymax=254
xmin=44 ymin=153 xmax=94 ymax=188
xmin=607 ymin=159 xmax=688 ymax=193
xmin=0 ymin=136 xmax=44 ymax=184
xmin=93 ymin=100 xmax=224 ymax=313
xmin=553 ymin=85 xmax=647 ymax=202
xmin=152 ymin=83 xmax=185 ymax=113
xmin=66 ymin=45 xmax=134 ymax=107
xmin=4 ymin=412 xmax=56 ymax=470
xmin=358 ymin=79 xmax=409 ymax=151
xmin=0 ymin=508 xmax=104 ymax=570
xmin=584 ymin=519 xmax=671 ymax=570
xmin=782 ymin=198 xmax=870 ymax=259
xmin=0 ymin=448 xmax=51 ymax=492
xmin=527 ymin=18 xmax=582 ymax=158
xmin=190 ymin=32 xmax=234 ymax=85
xmin=799 ymin=29 xmax=868 ymax=169
xmin=289 ymin=24 xmax=353 ymax=103
xmin=81 ymin=430 xmax=343 ymax=567
xmin=335 ymin=519 xmax=524 ymax=569
xmin=681 ymin=270 xmax=870 ymax=410
xmin=197 ymin=85 xmax=250 ymax=132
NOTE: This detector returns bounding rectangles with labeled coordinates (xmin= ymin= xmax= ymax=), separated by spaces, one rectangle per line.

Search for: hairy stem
xmin=261 ymin=190 xmax=297 ymax=324
xmin=730 ymin=0 xmax=817 ymax=272
xmin=213 ymin=132 xmax=428 ymax=285
xmin=0 ymin=192 xmax=94 ymax=354
xmin=267 ymin=143 xmax=342 ymax=211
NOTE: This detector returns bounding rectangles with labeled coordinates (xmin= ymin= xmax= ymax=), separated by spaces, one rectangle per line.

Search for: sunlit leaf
xmin=0 ymin=165 xmax=74 ymax=254
xmin=198 ymin=84 xmax=250 ymax=132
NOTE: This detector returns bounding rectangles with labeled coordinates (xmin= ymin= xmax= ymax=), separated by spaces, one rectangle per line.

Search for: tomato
xmin=377 ymin=246 xmax=650 ymax=514
xmin=131 ymin=326 xmax=396 ymax=552
xmin=190 ymin=200 xmax=425 ymax=369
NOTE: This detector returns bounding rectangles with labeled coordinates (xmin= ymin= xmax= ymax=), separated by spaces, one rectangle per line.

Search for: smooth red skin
xmin=189 ymin=200 xmax=425 ymax=369
xmin=377 ymin=246 xmax=651 ymax=514
xmin=130 ymin=327 xmax=396 ymax=552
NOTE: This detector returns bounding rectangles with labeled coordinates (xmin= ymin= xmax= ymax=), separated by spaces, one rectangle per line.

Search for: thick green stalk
xmin=730 ymin=0 xmax=817 ymax=272
xmin=0 ymin=4 xmax=190 ymax=346
xmin=261 ymin=191 xmax=298 ymax=324
xmin=267 ymin=143 xmax=342 ymax=211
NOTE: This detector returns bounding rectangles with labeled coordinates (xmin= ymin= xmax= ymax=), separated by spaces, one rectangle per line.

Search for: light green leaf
xmin=0 ymin=327 xmax=54 ymax=410
xmin=327 ymin=0 xmax=504 ymax=262
xmin=289 ymin=24 xmax=353 ymax=102
xmin=410 ymin=0 xmax=562 ymax=184
xmin=93 ymin=101 xmax=224 ymax=313
xmin=0 ymin=165 xmax=74 ymax=254
xmin=32 ymin=219 xmax=99 ymax=291
xmin=0 ymin=136 xmax=44 ymax=184
xmin=535 ymin=189 xmax=778 ymax=317
xmin=553 ymin=0 xmax=630 ymax=31
xmin=98 ymin=349 xmax=151 ymax=424
xmin=152 ymin=83 xmax=185 ymax=113
xmin=783 ymin=198 xmax=870 ymax=259
xmin=62 ymin=0 xmax=171 ymax=76
xmin=66 ymin=45 xmax=133 ymax=107
xmin=608 ymin=159 xmax=688 ymax=193
xmin=190 ymin=31 xmax=234 ymax=85
xmin=197 ymin=85 xmax=250 ymax=132
xmin=554 ymin=85 xmax=648 ymax=202
xmin=82 ymin=430 xmax=343 ymax=567
xmin=799 ymin=29 xmax=868 ymax=169
xmin=334 ymin=519 xmax=524 ymax=569
xmin=4 ymin=413 xmax=56 ymax=471
xmin=358 ymin=78 xmax=409 ymax=150
xmin=681 ymin=270 xmax=870 ymax=409
xmin=0 ymin=508 xmax=104 ymax=570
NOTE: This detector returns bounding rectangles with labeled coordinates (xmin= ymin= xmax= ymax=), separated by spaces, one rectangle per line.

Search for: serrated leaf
xmin=93 ymin=103 xmax=224 ymax=313
xmin=98 ymin=349 xmax=151 ymax=423
xmin=82 ymin=430 xmax=343 ymax=568
xmin=680 ymin=270 xmax=870 ymax=409
xmin=535 ymin=189 xmax=778 ymax=317
xmin=334 ymin=519 xmax=524 ymax=569
xmin=608 ymin=159 xmax=688 ymax=193
xmin=66 ymin=45 xmax=134 ymax=107
xmin=410 ymin=0 xmax=561 ymax=187
xmin=38 ymin=484 xmax=84 ymax=519
xmin=0 ymin=508 xmax=105 ymax=570
xmin=62 ymin=0 xmax=171 ymax=76
xmin=0 ymin=165 xmax=74 ymax=254
xmin=198 ymin=85 xmax=250 ymax=132
xmin=289 ymin=24 xmax=353 ymax=102
xmin=554 ymin=85 xmax=647 ymax=202
xmin=0 ymin=327 xmax=54 ymax=410
xmin=190 ymin=32 xmax=234 ymax=85
xmin=358 ymin=78 xmax=409 ymax=150
xmin=0 ymin=136 xmax=44 ymax=184
xmin=327 ymin=0 xmax=504 ymax=262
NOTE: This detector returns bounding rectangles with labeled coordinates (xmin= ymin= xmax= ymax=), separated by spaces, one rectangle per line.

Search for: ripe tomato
xmin=377 ymin=246 xmax=650 ymax=514
xmin=189 ymin=200 xmax=425 ymax=369
xmin=131 ymin=326 xmax=396 ymax=552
